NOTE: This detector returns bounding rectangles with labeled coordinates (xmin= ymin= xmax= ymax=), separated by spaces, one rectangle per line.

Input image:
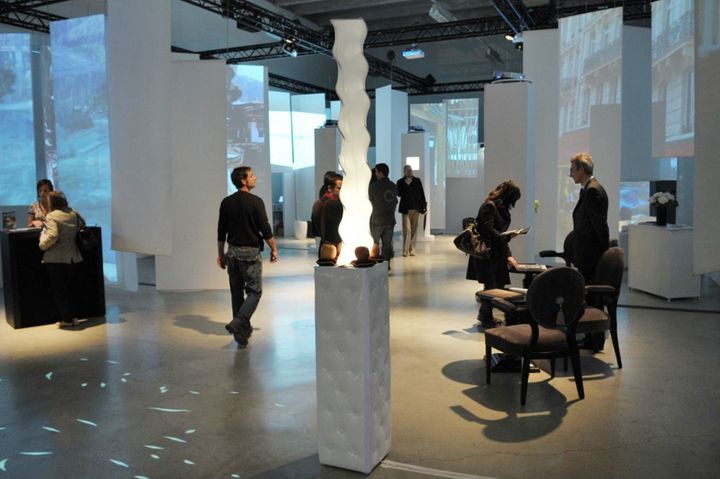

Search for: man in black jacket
xmin=570 ymin=152 xmax=609 ymax=350
xmin=396 ymin=165 xmax=427 ymax=257
xmin=217 ymin=166 xmax=279 ymax=347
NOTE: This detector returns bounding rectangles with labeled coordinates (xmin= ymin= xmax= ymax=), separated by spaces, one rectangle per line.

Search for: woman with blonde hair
xmin=39 ymin=191 xmax=84 ymax=328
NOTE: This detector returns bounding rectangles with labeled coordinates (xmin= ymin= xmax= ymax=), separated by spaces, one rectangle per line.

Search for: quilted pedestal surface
xmin=314 ymin=264 xmax=391 ymax=473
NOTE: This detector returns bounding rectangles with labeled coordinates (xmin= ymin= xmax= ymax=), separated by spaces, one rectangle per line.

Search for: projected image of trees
xmin=0 ymin=34 xmax=35 ymax=205
xmin=50 ymin=15 xmax=115 ymax=281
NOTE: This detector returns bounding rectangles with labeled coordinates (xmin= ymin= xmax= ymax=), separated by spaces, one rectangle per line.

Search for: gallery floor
xmin=1 ymin=237 xmax=719 ymax=479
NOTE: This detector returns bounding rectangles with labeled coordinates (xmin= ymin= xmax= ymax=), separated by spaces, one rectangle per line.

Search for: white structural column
xmin=155 ymin=59 xmax=227 ymax=290
xmin=315 ymin=264 xmax=391 ymax=473
xmin=375 ymin=85 xmax=408 ymax=180
xmin=524 ymin=29 xmax=559 ymax=257
xmin=107 ymin=0 xmax=172 ymax=255
xmin=332 ymin=19 xmax=373 ymax=265
xmin=483 ymin=81 xmax=536 ymax=262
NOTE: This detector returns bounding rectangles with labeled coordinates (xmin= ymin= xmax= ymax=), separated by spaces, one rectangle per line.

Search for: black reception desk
xmin=1 ymin=227 xmax=106 ymax=328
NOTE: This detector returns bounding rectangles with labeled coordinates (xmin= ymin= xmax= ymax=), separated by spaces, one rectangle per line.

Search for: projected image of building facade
xmin=557 ymin=7 xmax=622 ymax=246
xmin=652 ymin=0 xmax=695 ymax=158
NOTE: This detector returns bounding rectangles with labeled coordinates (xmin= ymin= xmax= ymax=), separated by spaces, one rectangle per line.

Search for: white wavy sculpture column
xmin=314 ymin=19 xmax=391 ymax=475
xmin=332 ymin=18 xmax=374 ymax=266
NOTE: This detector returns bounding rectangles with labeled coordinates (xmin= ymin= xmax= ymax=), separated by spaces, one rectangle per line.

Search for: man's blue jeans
xmin=225 ymin=246 xmax=262 ymax=332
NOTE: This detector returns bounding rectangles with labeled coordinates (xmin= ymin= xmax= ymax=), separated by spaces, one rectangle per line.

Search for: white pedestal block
xmin=294 ymin=220 xmax=308 ymax=240
xmin=628 ymin=224 xmax=701 ymax=300
xmin=314 ymin=264 xmax=391 ymax=473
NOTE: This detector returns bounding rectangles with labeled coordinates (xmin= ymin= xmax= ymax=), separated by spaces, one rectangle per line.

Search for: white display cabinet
xmin=628 ymin=224 xmax=701 ymax=300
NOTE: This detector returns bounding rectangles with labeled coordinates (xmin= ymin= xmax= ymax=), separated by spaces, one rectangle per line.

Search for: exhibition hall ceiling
xmin=5 ymin=0 xmax=651 ymax=93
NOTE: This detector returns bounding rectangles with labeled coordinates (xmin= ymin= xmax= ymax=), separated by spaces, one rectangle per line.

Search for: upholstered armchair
xmin=576 ymin=246 xmax=625 ymax=367
xmin=485 ymin=267 xmax=586 ymax=405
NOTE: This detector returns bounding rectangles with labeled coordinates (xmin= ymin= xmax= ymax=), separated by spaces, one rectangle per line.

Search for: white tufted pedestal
xmin=314 ymin=263 xmax=391 ymax=473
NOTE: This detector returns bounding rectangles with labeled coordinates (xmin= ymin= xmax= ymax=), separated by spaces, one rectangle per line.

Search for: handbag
xmin=453 ymin=219 xmax=491 ymax=260
xmin=75 ymin=213 xmax=98 ymax=252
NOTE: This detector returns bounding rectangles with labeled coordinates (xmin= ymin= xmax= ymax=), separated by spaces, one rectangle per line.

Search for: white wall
xmin=315 ymin=127 xmax=341 ymax=196
xmin=155 ymin=60 xmax=227 ymax=290
xmin=107 ymin=0 xmax=172 ymax=255
xmin=693 ymin=0 xmax=720 ymax=274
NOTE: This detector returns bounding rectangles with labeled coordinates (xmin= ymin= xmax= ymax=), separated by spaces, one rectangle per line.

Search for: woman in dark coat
xmin=466 ymin=180 xmax=521 ymax=327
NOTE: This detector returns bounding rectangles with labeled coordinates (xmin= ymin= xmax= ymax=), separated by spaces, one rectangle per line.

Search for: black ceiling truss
xmin=191 ymin=1 xmax=653 ymax=61
xmin=199 ymin=41 xmax=315 ymax=62
xmin=268 ymin=73 xmax=492 ymax=100
xmin=179 ymin=0 xmax=429 ymax=89
xmin=0 ymin=1 xmax=65 ymax=32
xmin=364 ymin=15 xmax=511 ymax=48
xmin=269 ymin=72 xmax=339 ymax=99
xmin=489 ymin=0 xmax=523 ymax=34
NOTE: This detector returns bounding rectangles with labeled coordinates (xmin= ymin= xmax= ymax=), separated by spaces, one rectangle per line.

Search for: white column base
xmin=315 ymin=264 xmax=391 ymax=473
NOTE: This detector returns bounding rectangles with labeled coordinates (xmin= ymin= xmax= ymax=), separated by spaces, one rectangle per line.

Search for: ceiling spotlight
xmin=282 ymin=42 xmax=298 ymax=57
xmin=505 ymin=32 xmax=514 ymax=41
xmin=402 ymin=44 xmax=425 ymax=60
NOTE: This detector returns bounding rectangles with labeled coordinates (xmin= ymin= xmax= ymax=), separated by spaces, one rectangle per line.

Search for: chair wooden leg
xmin=520 ymin=354 xmax=531 ymax=406
xmin=610 ymin=327 xmax=622 ymax=369
xmin=570 ymin=348 xmax=584 ymax=400
xmin=550 ymin=358 xmax=556 ymax=378
xmin=485 ymin=343 xmax=492 ymax=384
xmin=563 ymin=357 xmax=568 ymax=372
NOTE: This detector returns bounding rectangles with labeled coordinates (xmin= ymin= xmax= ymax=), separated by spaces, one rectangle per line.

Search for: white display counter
xmin=628 ymin=224 xmax=701 ymax=300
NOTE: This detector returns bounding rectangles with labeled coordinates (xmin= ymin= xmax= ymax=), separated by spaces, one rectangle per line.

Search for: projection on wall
xmin=50 ymin=15 xmax=116 ymax=281
xmin=446 ymin=98 xmax=479 ymax=178
xmin=410 ymin=102 xmax=447 ymax=229
xmin=226 ymin=65 xmax=266 ymax=192
xmin=652 ymin=0 xmax=695 ymax=158
xmin=269 ymin=90 xmax=293 ymax=167
xmin=290 ymin=93 xmax=326 ymax=170
xmin=557 ymin=7 xmax=622 ymax=245
xmin=0 ymin=33 xmax=35 ymax=205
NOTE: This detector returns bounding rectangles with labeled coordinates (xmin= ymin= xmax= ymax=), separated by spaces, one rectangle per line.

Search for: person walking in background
xmin=466 ymin=180 xmax=522 ymax=328
xmin=569 ymin=152 xmax=609 ymax=351
xmin=396 ymin=164 xmax=426 ymax=257
xmin=369 ymin=163 xmax=397 ymax=268
xmin=38 ymin=191 xmax=83 ymax=328
xmin=217 ymin=166 xmax=279 ymax=347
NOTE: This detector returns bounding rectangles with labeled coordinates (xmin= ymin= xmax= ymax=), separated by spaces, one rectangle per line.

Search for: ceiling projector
xmin=402 ymin=45 xmax=425 ymax=60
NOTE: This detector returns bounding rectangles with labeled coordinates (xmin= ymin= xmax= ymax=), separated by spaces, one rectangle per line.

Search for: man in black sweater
xmin=396 ymin=164 xmax=427 ymax=256
xmin=217 ymin=166 xmax=278 ymax=346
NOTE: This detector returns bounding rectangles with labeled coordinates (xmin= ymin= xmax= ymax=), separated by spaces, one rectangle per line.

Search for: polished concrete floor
xmin=1 ymin=237 xmax=719 ymax=479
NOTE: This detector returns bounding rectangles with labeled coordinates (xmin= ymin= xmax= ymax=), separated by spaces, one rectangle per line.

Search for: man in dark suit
xmin=570 ymin=152 xmax=609 ymax=350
